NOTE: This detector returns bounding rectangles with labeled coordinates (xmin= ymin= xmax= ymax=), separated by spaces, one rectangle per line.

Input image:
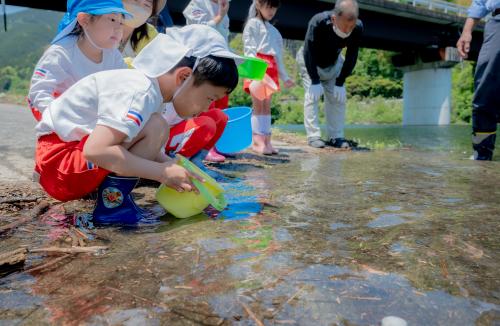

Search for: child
xmin=34 ymin=25 xmax=243 ymax=224
xmin=120 ymin=0 xmax=228 ymax=166
xmin=28 ymin=0 xmax=130 ymax=121
xmin=183 ymin=0 xmax=230 ymax=42
xmin=183 ymin=0 xmax=231 ymax=162
xmin=120 ymin=0 xmax=166 ymax=65
xmin=243 ymin=0 xmax=294 ymax=155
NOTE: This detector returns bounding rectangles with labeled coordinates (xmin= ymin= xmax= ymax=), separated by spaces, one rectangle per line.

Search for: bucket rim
xmin=223 ymin=107 xmax=252 ymax=124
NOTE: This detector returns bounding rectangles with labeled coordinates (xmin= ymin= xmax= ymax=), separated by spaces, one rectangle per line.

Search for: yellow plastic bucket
xmin=155 ymin=155 xmax=227 ymax=218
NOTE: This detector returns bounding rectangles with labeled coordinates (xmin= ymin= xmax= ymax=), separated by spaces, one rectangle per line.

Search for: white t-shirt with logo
xmin=29 ymin=35 xmax=127 ymax=116
xmin=36 ymin=69 xmax=164 ymax=143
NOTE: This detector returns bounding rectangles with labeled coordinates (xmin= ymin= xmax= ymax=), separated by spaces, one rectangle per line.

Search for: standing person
xmin=457 ymin=0 xmax=500 ymax=161
xmin=120 ymin=0 xmax=166 ymax=66
xmin=183 ymin=0 xmax=231 ymax=162
xmin=243 ymin=0 xmax=294 ymax=155
xmin=297 ymin=0 xmax=363 ymax=149
xmin=183 ymin=0 xmax=230 ymax=42
xmin=28 ymin=0 xmax=130 ymax=121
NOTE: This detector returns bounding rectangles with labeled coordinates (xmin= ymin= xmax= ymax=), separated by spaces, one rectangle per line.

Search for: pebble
xmin=381 ymin=316 xmax=408 ymax=326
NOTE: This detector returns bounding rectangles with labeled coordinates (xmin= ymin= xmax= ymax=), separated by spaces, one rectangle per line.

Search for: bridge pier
xmin=402 ymin=64 xmax=453 ymax=125
xmin=394 ymin=47 xmax=460 ymax=125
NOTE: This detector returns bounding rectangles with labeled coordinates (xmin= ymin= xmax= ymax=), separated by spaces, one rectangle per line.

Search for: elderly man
xmin=457 ymin=0 xmax=500 ymax=160
xmin=297 ymin=0 xmax=363 ymax=149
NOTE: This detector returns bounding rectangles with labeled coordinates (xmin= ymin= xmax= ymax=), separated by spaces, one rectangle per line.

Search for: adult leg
xmin=321 ymin=56 xmax=347 ymax=144
xmin=296 ymin=46 xmax=324 ymax=147
xmin=472 ymin=18 xmax=500 ymax=160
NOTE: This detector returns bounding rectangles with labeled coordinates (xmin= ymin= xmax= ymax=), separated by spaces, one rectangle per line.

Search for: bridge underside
xmin=6 ymin=0 xmax=483 ymax=59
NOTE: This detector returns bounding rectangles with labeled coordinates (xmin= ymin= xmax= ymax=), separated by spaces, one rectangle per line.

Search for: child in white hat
xmin=34 ymin=24 xmax=244 ymax=225
xmin=183 ymin=0 xmax=232 ymax=163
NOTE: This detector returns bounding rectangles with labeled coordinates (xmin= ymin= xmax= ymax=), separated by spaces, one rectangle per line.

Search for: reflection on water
xmin=1 ymin=125 xmax=499 ymax=325
xmin=277 ymin=124 xmax=483 ymax=155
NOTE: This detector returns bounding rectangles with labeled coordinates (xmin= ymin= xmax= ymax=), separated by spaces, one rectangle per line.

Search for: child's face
xmin=82 ymin=13 xmax=124 ymax=48
xmin=173 ymin=79 xmax=228 ymax=119
xmin=258 ymin=4 xmax=278 ymax=21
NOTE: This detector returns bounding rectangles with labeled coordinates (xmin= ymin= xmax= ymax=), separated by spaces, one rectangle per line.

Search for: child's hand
xmin=159 ymin=160 xmax=205 ymax=193
xmin=284 ymin=79 xmax=295 ymax=89
xmin=218 ymin=0 xmax=230 ymax=15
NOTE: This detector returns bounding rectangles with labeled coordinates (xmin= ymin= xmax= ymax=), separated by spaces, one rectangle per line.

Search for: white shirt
xmin=36 ymin=69 xmax=164 ymax=143
xmin=29 ymin=36 xmax=127 ymax=116
xmin=243 ymin=17 xmax=290 ymax=82
xmin=183 ymin=0 xmax=230 ymax=42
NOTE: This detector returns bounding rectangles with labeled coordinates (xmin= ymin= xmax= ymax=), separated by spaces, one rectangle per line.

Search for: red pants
xmin=35 ymin=134 xmax=110 ymax=201
xmin=165 ymin=108 xmax=228 ymax=157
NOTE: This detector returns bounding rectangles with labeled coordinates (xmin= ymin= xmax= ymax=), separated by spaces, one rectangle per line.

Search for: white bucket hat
xmin=132 ymin=24 xmax=244 ymax=78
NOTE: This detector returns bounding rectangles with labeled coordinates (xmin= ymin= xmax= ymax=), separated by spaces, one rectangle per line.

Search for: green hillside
xmin=0 ymin=9 xmax=63 ymax=68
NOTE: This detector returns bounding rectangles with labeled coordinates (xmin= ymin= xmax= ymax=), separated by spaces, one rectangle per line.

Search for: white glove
xmin=306 ymin=83 xmax=323 ymax=101
xmin=333 ymin=85 xmax=347 ymax=103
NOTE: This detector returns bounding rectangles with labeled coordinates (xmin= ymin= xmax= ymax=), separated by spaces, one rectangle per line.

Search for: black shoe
xmin=325 ymin=138 xmax=370 ymax=151
xmin=472 ymin=132 xmax=496 ymax=161
xmin=325 ymin=138 xmax=358 ymax=148
xmin=308 ymin=138 xmax=325 ymax=148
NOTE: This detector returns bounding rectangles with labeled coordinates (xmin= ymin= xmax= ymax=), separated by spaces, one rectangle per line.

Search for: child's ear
xmin=175 ymin=67 xmax=193 ymax=86
xmin=77 ymin=13 xmax=91 ymax=28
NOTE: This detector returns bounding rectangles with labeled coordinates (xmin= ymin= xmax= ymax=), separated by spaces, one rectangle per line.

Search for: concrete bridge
xmin=6 ymin=0 xmax=486 ymax=125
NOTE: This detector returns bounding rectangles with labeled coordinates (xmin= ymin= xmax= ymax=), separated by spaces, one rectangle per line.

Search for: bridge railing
xmin=395 ymin=0 xmax=469 ymax=17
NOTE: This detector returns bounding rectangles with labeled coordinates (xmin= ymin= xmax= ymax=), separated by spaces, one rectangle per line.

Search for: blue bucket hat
xmin=52 ymin=0 xmax=133 ymax=44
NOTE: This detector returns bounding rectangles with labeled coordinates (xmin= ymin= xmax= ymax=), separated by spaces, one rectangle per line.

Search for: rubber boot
xmin=93 ymin=175 xmax=145 ymax=225
xmin=473 ymin=132 xmax=496 ymax=161
xmin=190 ymin=149 xmax=209 ymax=170
xmin=205 ymin=147 xmax=225 ymax=162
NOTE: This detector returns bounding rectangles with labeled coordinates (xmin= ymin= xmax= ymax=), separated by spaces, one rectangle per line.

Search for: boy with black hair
xmin=34 ymin=25 xmax=244 ymax=224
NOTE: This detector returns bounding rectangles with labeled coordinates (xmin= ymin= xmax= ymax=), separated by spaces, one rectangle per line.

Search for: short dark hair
xmin=171 ymin=55 xmax=239 ymax=94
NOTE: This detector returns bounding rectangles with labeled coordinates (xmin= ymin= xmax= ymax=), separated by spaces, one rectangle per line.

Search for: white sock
xmin=251 ymin=115 xmax=271 ymax=135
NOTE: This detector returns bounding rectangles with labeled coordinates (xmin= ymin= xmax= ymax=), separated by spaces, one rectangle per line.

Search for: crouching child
xmin=33 ymin=25 xmax=243 ymax=224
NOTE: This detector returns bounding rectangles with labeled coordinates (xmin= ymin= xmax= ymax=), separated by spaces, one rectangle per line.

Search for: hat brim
xmin=210 ymin=50 xmax=245 ymax=65
xmin=88 ymin=7 xmax=133 ymax=19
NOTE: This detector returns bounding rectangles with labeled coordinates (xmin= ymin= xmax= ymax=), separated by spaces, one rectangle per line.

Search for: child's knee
xmin=193 ymin=116 xmax=217 ymax=138
xmin=213 ymin=110 xmax=229 ymax=127
xmin=147 ymin=113 xmax=169 ymax=143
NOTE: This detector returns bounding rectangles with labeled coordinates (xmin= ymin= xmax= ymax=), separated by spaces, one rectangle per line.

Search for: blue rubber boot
xmin=92 ymin=175 xmax=145 ymax=225
xmin=190 ymin=149 xmax=209 ymax=171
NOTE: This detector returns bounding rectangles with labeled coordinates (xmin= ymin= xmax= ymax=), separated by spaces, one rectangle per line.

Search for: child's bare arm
xmin=84 ymin=125 xmax=202 ymax=192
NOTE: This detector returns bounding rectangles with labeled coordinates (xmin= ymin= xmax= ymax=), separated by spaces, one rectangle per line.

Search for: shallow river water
xmin=1 ymin=124 xmax=499 ymax=325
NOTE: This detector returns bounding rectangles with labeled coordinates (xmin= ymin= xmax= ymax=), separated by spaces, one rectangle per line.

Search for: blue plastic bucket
xmin=215 ymin=107 xmax=253 ymax=154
